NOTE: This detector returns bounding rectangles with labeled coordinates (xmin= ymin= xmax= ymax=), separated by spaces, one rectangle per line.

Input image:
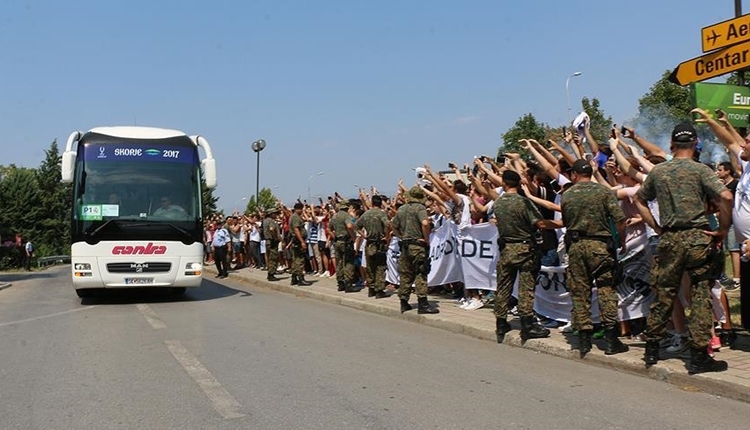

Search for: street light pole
xmin=566 ymin=71 xmax=582 ymax=125
xmin=307 ymin=171 xmax=324 ymax=203
xmin=251 ymin=139 xmax=266 ymax=211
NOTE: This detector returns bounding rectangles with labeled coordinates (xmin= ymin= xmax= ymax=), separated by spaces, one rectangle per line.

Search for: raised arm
xmin=622 ymin=126 xmax=666 ymax=158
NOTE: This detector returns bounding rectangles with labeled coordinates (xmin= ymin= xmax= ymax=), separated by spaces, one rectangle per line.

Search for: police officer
xmin=560 ymin=159 xmax=627 ymax=358
xmin=329 ymin=201 xmax=357 ymax=292
xmin=356 ymin=195 xmax=391 ymax=298
xmin=493 ymin=170 xmax=562 ymax=343
xmin=211 ymin=218 xmax=231 ymax=278
xmin=290 ymin=203 xmax=312 ymax=286
xmin=392 ymin=186 xmax=439 ymax=314
xmin=635 ymin=122 xmax=733 ymax=374
xmin=263 ymin=206 xmax=282 ymax=282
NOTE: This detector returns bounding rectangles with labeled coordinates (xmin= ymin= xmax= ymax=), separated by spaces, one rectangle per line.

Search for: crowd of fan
xmin=203 ymin=107 xmax=749 ymax=360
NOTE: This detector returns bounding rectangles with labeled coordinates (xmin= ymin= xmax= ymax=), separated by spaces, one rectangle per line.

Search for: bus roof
xmin=88 ymin=126 xmax=187 ymax=140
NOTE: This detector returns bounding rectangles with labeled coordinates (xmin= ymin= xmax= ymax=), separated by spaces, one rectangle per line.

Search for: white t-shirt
xmin=733 ymin=156 xmax=750 ymax=241
xmin=249 ymin=222 xmax=261 ymax=242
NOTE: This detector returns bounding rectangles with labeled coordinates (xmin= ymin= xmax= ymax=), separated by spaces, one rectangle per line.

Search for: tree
xmin=0 ymin=165 xmax=43 ymax=246
xmin=498 ymin=113 xmax=549 ymax=159
xmin=244 ymin=187 xmax=280 ymax=214
xmin=35 ymin=140 xmax=71 ymax=256
xmin=202 ymin=181 xmax=218 ymax=217
xmin=580 ymin=97 xmax=613 ymax=148
xmin=634 ymin=70 xmax=692 ymax=147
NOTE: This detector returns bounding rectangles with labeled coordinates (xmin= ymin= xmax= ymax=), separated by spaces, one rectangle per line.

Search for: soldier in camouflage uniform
xmin=493 ymin=170 xmax=562 ymax=343
xmin=289 ymin=203 xmax=312 ymax=286
xmin=391 ymin=186 xmax=439 ymax=314
xmin=560 ymin=159 xmax=628 ymax=358
xmin=356 ymin=195 xmax=391 ymax=298
xmin=329 ymin=201 xmax=357 ymax=292
xmin=263 ymin=206 xmax=282 ymax=282
xmin=634 ymin=122 xmax=733 ymax=374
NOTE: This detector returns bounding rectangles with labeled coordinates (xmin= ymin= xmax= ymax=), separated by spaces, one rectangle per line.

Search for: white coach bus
xmin=61 ymin=126 xmax=217 ymax=298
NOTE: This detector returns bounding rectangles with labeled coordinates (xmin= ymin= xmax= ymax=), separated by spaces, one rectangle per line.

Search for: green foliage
xmin=581 ymin=97 xmax=613 ymax=147
xmin=201 ymin=180 xmax=219 ymax=218
xmin=244 ymin=188 xmax=279 ymax=215
xmin=0 ymin=141 xmax=72 ymax=266
xmin=499 ymin=113 xmax=549 ymax=159
xmin=35 ymin=140 xmax=71 ymax=256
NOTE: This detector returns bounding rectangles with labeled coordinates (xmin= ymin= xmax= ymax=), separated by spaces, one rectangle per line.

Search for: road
xmin=1 ymin=266 xmax=749 ymax=429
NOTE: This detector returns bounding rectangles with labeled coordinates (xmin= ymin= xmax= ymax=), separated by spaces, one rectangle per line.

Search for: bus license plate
xmin=125 ymin=278 xmax=154 ymax=285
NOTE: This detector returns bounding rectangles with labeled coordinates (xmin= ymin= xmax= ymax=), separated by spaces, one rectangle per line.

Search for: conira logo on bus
xmin=112 ymin=243 xmax=167 ymax=255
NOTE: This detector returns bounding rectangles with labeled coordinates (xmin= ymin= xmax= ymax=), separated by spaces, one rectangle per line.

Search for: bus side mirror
xmin=61 ymin=151 xmax=76 ymax=182
xmin=202 ymin=158 xmax=217 ymax=188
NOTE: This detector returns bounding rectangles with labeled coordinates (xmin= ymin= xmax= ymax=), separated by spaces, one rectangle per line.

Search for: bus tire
xmin=76 ymin=289 xmax=94 ymax=298
xmin=170 ymin=287 xmax=187 ymax=295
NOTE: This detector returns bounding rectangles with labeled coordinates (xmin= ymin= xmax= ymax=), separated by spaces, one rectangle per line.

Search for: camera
xmin=620 ymin=126 xmax=630 ymax=137
xmin=448 ymin=162 xmax=457 ymax=169
xmin=496 ymin=155 xmax=506 ymax=164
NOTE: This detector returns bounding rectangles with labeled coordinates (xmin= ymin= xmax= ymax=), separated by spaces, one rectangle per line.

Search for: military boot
xmin=688 ymin=347 xmax=728 ymax=375
xmin=400 ymin=299 xmax=413 ymax=313
xmin=495 ymin=318 xmax=512 ymax=344
xmin=337 ymin=281 xmax=347 ymax=292
xmin=290 ymin=275 xmax=299 ymax=285
xmin=644 ymin=340 xmax=660 ymax=366
xmin=267 ymin=274 xmax=279 ymax=282
xmin=297 ymin=276 xmax=312 ymax=286
xmin=417 ymin=297 xmax=439 ymax=314
xmin=603 ymin=326 xmax=629 ymax=355
xmin=578 ymin=329 xmax=593 ymax=358
xmin=368 ymin=287 xmax=376 ymax=297
xmin=519 ymin=316 xmax=550 ymax=341
xmin=374 ymin=290 xmax=389 ymax=299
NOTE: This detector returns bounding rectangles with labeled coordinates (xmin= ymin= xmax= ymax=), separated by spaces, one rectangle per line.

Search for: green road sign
xmin=692 ymin=82 xmax=750 ymax=127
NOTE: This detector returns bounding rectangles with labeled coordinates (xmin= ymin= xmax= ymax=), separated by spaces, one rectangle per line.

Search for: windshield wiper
xmin=86 ymin=218 xmax=120 ymax=238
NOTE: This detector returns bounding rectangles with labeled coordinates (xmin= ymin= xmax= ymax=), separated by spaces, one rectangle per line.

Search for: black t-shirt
xmin=727 ymin=178 xmax=738 ymax=195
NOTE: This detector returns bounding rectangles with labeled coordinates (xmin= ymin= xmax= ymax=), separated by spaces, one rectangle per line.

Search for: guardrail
xmin=37 ymin=255 xmax=71 ymax=268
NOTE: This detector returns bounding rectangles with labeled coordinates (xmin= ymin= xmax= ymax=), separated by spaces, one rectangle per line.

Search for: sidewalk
xmin=208 ymin=265 xmax=750 ymax=403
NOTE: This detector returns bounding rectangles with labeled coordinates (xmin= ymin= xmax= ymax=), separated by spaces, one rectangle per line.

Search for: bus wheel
xmin=76 ymin=289 xmax=94 ymax=298
xmin=170 ymin=287 xmax=187 ymax=295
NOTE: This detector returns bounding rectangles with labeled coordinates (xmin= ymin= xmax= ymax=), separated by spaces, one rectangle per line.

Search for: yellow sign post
xmin=669 ymin=40 xmax=750 ymax=86
xmin=702 ymin=13 xmax=750 ymax=52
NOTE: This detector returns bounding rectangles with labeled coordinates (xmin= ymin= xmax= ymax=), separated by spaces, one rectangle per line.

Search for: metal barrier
xmin=37 ymin=255 xmax=71 ymax=268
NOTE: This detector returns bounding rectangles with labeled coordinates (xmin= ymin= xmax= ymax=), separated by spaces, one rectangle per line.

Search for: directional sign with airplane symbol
xmin=702 ymin=13 xmax=750 ymax=53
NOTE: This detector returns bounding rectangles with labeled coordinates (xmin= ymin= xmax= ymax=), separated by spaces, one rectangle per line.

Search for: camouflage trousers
xmin=567 ymin=239 xmax=618 ymax=331
xmin=290 ymin=242 xmax=306 ymax=276
xmin=266 ymin=240 xmax=279 ymax=275
xmin=398 ymin=243 xmax=429 ymax=300
xmin=333 ymin=240 xmax=355 ymax=286
xmin=365 ymin=241 xmax=387 ymax=292
xmin=645 ymin=229 xmax=721 ymax=349
xmin=494 ymin=243 xmax=540 ymax=320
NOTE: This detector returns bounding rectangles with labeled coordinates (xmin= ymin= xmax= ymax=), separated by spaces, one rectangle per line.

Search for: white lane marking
xmin=136 ymin=304 xmax=167 ymax=329
xmin=164 ymin=340 xmax=246 ymax=420
xmin=0 ymin=306 xmax=97 ymax=328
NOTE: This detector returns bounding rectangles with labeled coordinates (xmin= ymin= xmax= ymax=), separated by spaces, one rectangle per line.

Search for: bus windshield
xmin=71 ymin=137 xmax=203 ymax=244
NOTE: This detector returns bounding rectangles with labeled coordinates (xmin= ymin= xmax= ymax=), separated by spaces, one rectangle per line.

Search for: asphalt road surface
xmin=1 ymin=266 xmax=749 ymax=430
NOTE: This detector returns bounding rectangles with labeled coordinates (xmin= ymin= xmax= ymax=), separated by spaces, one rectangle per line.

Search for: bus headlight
xmin=185 ymin=262 xmax=202 ymax=276
xmin=74 ymin=263 xmax=93 ymax=277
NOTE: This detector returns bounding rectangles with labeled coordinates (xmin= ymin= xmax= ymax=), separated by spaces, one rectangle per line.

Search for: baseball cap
xmin=671 ymin=122 xmax=698 ymax=143
xmin=569 ymin=159 xmax=593 ymax=175
xmin=501 ymin=170 xmax=521 ymax=183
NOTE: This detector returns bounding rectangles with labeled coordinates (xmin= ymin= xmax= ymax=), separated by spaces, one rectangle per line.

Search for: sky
xmin=0 ymin=0 xmax=741 ymax=213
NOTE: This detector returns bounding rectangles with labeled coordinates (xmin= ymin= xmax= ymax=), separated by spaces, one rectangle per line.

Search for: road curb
xmin=0 ymin=283 xmax=12 ymax=291
xmin=210 ymin=268 xmax=750 ymax=404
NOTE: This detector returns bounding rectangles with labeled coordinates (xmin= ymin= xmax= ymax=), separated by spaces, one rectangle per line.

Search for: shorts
xmin=232 ymin=242 xmax=243 ymax=253
xmin=725 ymin=227 xmax=740 ymax=252
xmin=318 ymin=241 xmax=330 ymax=257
